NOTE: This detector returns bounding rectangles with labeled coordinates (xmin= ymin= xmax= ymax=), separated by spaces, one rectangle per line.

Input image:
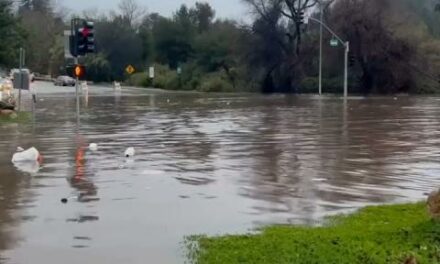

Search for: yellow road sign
xmin=126 ymin=65 xmax=135 ymax=75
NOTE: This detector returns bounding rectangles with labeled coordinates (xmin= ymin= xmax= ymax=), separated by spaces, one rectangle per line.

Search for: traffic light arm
xmin=306 ymin=16 xmax=347 ymax=48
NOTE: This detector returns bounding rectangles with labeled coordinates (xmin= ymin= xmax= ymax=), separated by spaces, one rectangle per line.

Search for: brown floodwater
xmin=1 ymin=82 xmax=440 ymax=263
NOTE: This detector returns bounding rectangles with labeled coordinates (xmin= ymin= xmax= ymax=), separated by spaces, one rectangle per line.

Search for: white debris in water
xmin=89 ymin=143 xmax=98 ymax=151
xmin=12 ymin=147 xmax=41 ymax=163
xmin=312 ymin=178 xmax=327 ymax=182
xmin=125 ymin=147 xmax=135 ymax=157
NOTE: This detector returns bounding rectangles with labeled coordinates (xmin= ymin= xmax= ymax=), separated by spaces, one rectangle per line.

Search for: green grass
xmin=187 ymin=203 xmax=440 ymax=264
xmin=0 ymin=111 xmax=31 ymax=124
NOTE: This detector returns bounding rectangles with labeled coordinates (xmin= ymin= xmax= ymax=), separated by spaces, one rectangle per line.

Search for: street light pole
xmin=344 ymin=41 xmax=349 ymax=98
xmin=307 ymin=16 xmax=349 ymax=99
xmin=318 ymin=1 xmax=323 ymax=96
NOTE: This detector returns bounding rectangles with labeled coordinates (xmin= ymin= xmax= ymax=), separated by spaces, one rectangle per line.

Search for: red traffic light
xmin=80 ymin=27 xmax=90 ymax=37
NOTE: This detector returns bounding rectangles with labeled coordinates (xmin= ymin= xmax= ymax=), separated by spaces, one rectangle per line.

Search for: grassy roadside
xmin=0 ymin=111 xmax=31 ymax=124
xmin=187 ymin=203 xmax=440 ymax=264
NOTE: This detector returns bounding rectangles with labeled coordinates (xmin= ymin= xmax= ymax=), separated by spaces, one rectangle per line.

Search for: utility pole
xmin=344 ymin=41 xmax=349 ymax=98
xmin=71 ymin=18 xmax=80 ymax=126
xmin=318 ymin=1 xmax=323 ymax=96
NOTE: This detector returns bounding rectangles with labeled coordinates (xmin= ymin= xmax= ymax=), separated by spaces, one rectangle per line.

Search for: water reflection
xmin=69 ymin=146 xmax=99 ymax=203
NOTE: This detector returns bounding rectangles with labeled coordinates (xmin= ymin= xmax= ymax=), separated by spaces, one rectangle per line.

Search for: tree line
xmin=1 ymin=0 xmax=440 ymax=94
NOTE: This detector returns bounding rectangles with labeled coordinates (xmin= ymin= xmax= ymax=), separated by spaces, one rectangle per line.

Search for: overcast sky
xmin=58 ymin=0 xmax=249 ymax=20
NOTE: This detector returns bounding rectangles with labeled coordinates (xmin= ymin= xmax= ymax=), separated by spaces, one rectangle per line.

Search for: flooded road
xmin=1 ymin=82 xmax=440 ymax=263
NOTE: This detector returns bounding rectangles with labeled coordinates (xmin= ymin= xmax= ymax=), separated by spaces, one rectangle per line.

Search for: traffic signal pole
xmin=344 ymin=41 xmax=349 ymax=99
xmin=74 ymin=56 xmax=80 ymax=126
xmin=71 ymin=18 xmax=80 ymax=126
xmin=318 ymin=1 xmax=323 ymax=96
xmin=70 ymin=18 xmax=95 ymax=127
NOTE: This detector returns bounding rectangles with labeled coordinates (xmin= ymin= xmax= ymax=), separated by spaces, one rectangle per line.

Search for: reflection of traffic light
xmin=349 ymin=53 xmax=356 ymax=67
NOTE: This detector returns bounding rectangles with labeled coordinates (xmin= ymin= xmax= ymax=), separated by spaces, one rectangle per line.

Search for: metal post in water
xmin=18 ymin=48 xmax=24 ymax=112
xmin=74 ymin=57 xmax=80 ymax=127
xmin=344 ymin=41 xmax=349 ymax=99
xmin=318 ymin=0 xmax=323 ymax=96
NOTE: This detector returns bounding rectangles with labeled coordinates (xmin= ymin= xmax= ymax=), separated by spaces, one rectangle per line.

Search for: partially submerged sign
xmin=149 ymin=66 xmax=155 ymax=79
xmin=13 ymin=71 xmax=30 ymax=90
xmin=126 ymin=65 xmax=135 ymax=75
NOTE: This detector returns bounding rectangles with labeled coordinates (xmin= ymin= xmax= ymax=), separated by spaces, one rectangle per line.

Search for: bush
xmin=151 ymin=64 xmax=177 ymax=89
xmin=125 ymin=64 xmax=236 ymax=92
xmin=180 ymin=63 xmax=202 ymax=91
xmin=300 ymin=77 xmax=319 ymax=93
xmin=126 ymin=73 xmax=149 ymax=87
xmin=199 ymin=72 xmax=233 ymax=92
xmin=125 ymin=64 xmax=179 ymax=89
xmin=300 ymin=77 xmax=351 ymax=94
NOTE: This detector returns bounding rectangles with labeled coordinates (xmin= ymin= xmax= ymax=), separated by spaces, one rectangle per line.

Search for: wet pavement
xmin=1 ymin=82 xmax=440 ymax=263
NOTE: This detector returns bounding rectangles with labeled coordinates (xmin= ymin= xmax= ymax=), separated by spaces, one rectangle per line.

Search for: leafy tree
xmin=151 ymin=12 xmax=194 ymax=68
xmin=190 ymin=2 xmax=215 ymax=33
xmin=194 ymin=20 xmax=244 ymax=89
xmin=0 ymin=0 xmax=25 ymax=68
xmin=94 ymin=15 xmax=143 ymax=80
xmin=83 ymin=53 xmax=112 ymax=82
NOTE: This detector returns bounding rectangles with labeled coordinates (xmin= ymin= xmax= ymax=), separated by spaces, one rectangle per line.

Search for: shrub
xmin=300 ymin=77 xmax=350 ymax=94
xmin=199 ymin=72 xmax=233 ymax=92
xmin=126 ymin=73 xmax=149 ymax=87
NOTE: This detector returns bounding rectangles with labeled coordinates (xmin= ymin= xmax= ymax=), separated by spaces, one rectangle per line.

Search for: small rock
xmin=403 ymin=255 xmax=417 ymax=264
xmin=427 ymin=189 xmax=440 ymax=220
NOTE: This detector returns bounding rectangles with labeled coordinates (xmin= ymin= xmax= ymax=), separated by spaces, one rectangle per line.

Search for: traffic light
xmin=349 ymin=53 xmax=356 ymax=67
xmin=66 ymin=64 xmax=86 ymax=79
xmin=297 ymin=11 xmax=305 ymax=25
xmin=70 ymin=19 xmax=95 ymax=57
xmin=76 ymin=20 xmax=95 ymax=56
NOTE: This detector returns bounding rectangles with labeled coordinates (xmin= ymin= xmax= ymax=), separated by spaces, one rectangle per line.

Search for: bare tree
xmin=118 ymin=0 xmax=146 ymax=27
xmin=242 ymin=0 xmax=323 ymax=55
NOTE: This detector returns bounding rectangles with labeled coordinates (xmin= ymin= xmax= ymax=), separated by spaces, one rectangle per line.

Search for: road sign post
xmin=149 ymin=66 xmax=155 ymax=88
xmin=177 ymin=66 xmax=182 ymax=89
